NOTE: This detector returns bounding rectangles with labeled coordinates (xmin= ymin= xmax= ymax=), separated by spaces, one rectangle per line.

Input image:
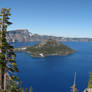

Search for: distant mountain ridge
xmin=6 ymin=29 xmax=92 ymax=42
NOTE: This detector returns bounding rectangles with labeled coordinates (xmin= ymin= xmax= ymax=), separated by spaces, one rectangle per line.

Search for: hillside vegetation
xmin=24 ymin=40 xmax=75 ymax=57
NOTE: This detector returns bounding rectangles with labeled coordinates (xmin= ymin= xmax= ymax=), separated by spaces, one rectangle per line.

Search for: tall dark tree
xmin=29 ymin=86 xmax=32 ymax=92
xmin=88 ymin=73 xmax=92 ymax=88
xmin=0 ymin=8 xmax=18 ymax=91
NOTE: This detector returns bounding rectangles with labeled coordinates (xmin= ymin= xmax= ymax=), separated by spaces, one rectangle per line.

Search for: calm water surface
xmin=11 ymin=42 xmax=92 ymax=92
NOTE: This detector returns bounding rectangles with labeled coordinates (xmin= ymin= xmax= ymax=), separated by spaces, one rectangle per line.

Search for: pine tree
xmin=88 ymin=72 xmax=92 ymax=88
xmin=25 ymin=88 xmax=28 ymax=92
xmin=29 ymin=86 xmax=32 ymax=92
xmin=0 ymin=8 xmax=18 ymax=91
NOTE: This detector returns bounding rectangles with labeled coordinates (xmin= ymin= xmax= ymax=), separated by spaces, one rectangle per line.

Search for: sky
xmin=0 ymin=0 xmax=92 ymax=38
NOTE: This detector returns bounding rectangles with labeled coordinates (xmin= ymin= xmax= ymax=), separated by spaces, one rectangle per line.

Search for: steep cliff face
xmin=6 ymin=29 xmax=63 ymax=42
xmin=6 ymin=29 xmax=31 ymax=42
xmin=6 ymin=29 xmax=92 ymax=42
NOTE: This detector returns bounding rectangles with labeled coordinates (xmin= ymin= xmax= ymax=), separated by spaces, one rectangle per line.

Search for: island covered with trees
xmin=15 ymin=39 xmax=75 ymax=57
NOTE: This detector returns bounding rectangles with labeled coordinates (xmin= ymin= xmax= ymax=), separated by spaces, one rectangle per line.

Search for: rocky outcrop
xmin=6 ymin=29 xmax=92 ymax=42
xmin=6 ymin=29 xmax=64 ymax=42
xmin=6 ymin=29 xmax=31 ymax=42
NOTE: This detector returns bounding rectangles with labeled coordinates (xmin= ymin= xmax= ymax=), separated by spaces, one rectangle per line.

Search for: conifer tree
xmin=25 ymin=88 xmax=28 ymax=92
xmin=88 ymin=73 xmax=92 ymax=88
xmin=0 ymin=8 xmax=18 ymax=90
xmin=29 ymin=86 xmax=32 ymax=92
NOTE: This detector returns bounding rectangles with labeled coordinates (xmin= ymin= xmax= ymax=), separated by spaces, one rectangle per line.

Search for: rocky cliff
xmin=6 ymin=29 xmax=64 ymax=42
xmin=6 ymin=29 xmax=31 ymax=42
xmin=6 ymin=29 xmax=92 ymax=42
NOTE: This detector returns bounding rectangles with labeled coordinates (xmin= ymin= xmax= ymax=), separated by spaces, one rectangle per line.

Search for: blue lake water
xmin=11 ymin=42 xmax=92 ymax=92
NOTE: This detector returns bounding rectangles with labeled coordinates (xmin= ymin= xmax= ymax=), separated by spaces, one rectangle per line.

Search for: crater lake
xmin=11 ymin=42 xmax=92 ymax=92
